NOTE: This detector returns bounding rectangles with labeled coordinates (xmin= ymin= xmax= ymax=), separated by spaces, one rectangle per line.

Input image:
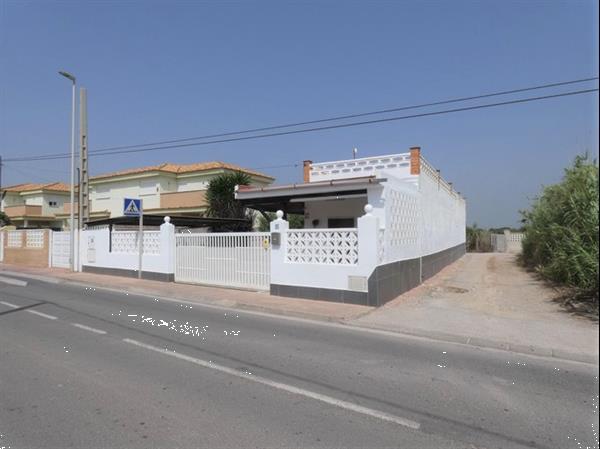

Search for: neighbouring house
xmin=0 ymin=182 xmax=71 ymax=229
xmin=1 ymin=162 xmax=274 ymax=229
xmin=236 ymin=147 xmax=466 ymax=305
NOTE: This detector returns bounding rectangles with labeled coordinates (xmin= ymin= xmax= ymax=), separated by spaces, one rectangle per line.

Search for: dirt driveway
xmin=352 ymin=253 xmax=599 ymax=360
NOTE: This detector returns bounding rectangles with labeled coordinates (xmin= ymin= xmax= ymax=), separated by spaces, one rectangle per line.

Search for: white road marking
xmin=123 ymin=338 xmax=421 ymax=430
xmin=26 ymin=310 xmax=58 ymax=320
xmin=0 ymin=276 xmax=28 ymax=287
xmin=71 ymin=323 xmax=107 ymax=335
xmin=0 ymin=301 xmax=19 ymax=309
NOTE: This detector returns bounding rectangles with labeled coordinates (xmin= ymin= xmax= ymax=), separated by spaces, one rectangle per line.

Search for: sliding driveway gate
xmin=175 ymin=232 xmax=271 ymax=291
xmin=51 ymin=231 xmax=71 ymax=268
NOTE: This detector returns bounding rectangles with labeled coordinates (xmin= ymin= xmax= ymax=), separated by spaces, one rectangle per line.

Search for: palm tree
xmin=205 ymin=171 xmax=253 ymax=231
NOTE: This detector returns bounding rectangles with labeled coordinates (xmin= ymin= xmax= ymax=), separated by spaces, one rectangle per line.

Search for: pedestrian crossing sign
xmin=123 ymin=198 xmax=142 ymax=216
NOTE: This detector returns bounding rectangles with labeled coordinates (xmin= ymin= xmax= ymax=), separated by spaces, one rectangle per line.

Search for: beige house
xmin=0 ymin=182 xmax=71 ymax=229
xmin=1 ymin=161 xmax=273 ymax=229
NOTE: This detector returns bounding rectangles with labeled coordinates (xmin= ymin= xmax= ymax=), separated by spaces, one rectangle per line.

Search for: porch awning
xmin=85 ymin=214 xmax=250 ymax=228
xmin=235 ymin=176 xmax=382 ymax=214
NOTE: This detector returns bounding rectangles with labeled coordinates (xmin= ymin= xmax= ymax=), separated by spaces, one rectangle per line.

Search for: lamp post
xmin=59 ymin=70 xmax=76 ymax=271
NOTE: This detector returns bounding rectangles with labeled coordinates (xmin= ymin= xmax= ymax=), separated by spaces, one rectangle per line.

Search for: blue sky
xmin=0 ymin=0 xmax=598 ymax=227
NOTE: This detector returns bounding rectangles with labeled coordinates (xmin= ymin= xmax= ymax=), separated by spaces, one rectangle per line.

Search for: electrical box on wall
xmin=348 ymin=275 xmax=367 ymax=292
xmin=271 ymin=232 xmax=281 ymax=247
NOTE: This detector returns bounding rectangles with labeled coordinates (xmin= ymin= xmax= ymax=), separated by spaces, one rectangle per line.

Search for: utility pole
xmin=58 ymin=70 xmax=77 ymax=272
xmin=79 ymin=88 xmax=89 ymax=226
xmin=77 ymin=88 xmax=89 ymax=272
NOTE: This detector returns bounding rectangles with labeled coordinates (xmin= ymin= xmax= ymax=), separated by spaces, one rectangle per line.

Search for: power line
xmin=5 ymin=87 xmax=598 ymax=163
xmin=84 ymin=76 xmax=600 ymax=154
xmin=4 ymin=76 xmax=598 ymax=162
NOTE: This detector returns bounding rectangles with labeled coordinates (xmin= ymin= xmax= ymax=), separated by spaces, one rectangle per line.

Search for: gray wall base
xmin=368 ymin=243 xmax=465 ymax=306
xmin=270 ymin=284 xmax=368 ymax=305
xmin=82 ymin=265 xmax=174 ymax=282
xmin=271 ymin=243 xmax=466 ymax=307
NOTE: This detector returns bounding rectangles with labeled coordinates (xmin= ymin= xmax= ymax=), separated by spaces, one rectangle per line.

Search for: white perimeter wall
xmin=79 ymin=223 xmax=175 ymax=275
xmin=418 ymin=169 xmax=466 ymax=257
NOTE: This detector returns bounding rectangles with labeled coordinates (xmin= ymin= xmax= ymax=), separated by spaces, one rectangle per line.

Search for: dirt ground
xmin=354 ymin=253 xmax=599 ymax=358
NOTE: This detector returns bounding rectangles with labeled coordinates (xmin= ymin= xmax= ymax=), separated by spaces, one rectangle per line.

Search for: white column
xmin=48 ymin=229 xmax=53 ymax=267
xmin=356 ymin=204 xmax=380 ymax=276
xmin=269 ymin=210 xmax=289 ymax=287
xmin=160 ymin=216 xmax=176 ymax=276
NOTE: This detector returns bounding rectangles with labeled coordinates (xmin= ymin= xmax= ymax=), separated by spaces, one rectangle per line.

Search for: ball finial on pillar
xmin=164 ymin=216 xmax=171 ymax=223
xmin=364 ymin=204 xmax=373 ymax=215
xmin=276 ymin=210 xmax=284 ymax=220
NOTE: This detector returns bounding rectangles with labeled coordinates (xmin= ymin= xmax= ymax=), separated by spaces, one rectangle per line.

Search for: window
xmin=327 ymin=218 xmax=355 ymax=228
xmin=49 ymin=201 xmax=58 ymax=207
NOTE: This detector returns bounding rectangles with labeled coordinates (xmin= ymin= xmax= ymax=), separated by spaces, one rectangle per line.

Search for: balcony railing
xmin=310 ymin=153 xmax=412 ymax=182
xmin=63 ymin=201 xmax=94 ymax=214
xmin=3 ymin=205 xmax=43 ymax=218
xmin=159 ymin=190 xmax=207 ymax=209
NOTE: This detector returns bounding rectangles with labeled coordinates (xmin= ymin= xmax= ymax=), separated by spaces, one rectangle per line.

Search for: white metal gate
xmin=51 ymin=231 xmax=71 ymax=268
xmin=175 ymin=232 xmax=271 ymax=290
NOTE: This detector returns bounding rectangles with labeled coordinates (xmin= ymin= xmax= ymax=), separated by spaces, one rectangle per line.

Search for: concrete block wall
xmin=269 ymin=207 xmax=380 ymax=304
xmin=0 ymin=229 xmax=50 ymax=268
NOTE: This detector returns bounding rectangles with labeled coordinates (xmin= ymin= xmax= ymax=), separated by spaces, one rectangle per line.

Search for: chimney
xmin=303 ymin=160 xmax=312 ymax=183
xmin=410 ymin=146 xmax=421 ymax=175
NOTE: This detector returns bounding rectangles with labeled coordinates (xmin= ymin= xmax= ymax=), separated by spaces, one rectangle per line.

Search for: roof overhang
xmin=85 ymin=214 xmax=250 ymax=228
xmin=235 ymin=176 xmax=382 ymax=214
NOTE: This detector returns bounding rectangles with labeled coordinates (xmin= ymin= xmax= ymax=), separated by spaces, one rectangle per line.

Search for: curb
xmin=348 ymin=322 xmax=599 ymax=365
xmin=1 ymin=268 xmax=356 ymax=325
xmin=3 ymin=267 xmax=598 ymax=365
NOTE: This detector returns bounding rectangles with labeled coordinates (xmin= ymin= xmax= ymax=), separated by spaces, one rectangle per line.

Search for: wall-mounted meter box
xmin=271 ymin=232 xmax=281 ymax=247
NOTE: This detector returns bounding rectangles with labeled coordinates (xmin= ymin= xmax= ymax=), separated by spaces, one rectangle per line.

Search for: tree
xmin=0 ymin=210 xmax=11 ymax=227
xmin=205 ymin=171 xmax=253 ymax=231
xmin=521 ymin=154 xmax=599 ymax=307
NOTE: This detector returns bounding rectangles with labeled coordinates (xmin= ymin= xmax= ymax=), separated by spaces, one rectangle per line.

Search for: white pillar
xmin=356 ymin=204 xmax=380 ymax=275
xmin=269 ymin=210 xmax=289 ymax=287
xmin=160 ymin=216 xmax=176 ymax=277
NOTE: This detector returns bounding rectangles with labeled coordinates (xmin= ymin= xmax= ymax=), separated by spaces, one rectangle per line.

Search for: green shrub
xmin=466 ymin=224 xmax=492 ymax=252
xmin=521 ymin=155 xmax=599 ymax=304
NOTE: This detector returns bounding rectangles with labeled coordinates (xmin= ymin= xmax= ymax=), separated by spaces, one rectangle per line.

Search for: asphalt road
xmin=0 ymin=273 xmax=598 ymax=449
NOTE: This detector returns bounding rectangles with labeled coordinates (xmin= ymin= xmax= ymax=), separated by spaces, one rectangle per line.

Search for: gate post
xmin=160 ymin=216 xmax=176 ymax=281
xmin=48 ymin=229 xmax=53 ymax=268
xmin=269 ymin=210 xmax=289 ymax=294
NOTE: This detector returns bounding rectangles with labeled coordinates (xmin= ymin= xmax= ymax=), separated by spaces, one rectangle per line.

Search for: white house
xmin=236 ymin=147 xmax=466 ymax=305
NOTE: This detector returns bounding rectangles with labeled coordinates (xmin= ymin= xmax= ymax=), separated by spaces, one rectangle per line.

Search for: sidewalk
xmin=2 ymin=257 xmax=598 ymax=364
xmin=0 ymin=264 xmax=371 ymax=323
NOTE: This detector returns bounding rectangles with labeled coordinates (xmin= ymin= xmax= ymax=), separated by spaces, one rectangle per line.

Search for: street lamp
xmin=59 ymin=70 xmax=76 ymax=271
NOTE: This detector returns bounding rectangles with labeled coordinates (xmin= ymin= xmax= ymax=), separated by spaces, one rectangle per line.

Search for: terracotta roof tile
xmin=90 ymin=162 xmax=274 ymax=181
xmin=1 ymin=182 xmax=71 ymax=193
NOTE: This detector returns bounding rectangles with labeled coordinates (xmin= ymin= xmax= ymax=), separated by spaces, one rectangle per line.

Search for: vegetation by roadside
xmin=520 ymin=155 xmax=599 ymax=315
xmin=0 ymin=210 xmax=11 ymax=227
xmin=466 ymin=225 xmax=522 ymax=252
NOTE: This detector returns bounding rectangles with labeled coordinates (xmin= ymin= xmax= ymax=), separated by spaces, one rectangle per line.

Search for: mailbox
xmin=271 ymin=232 xmax=281 ymax=247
